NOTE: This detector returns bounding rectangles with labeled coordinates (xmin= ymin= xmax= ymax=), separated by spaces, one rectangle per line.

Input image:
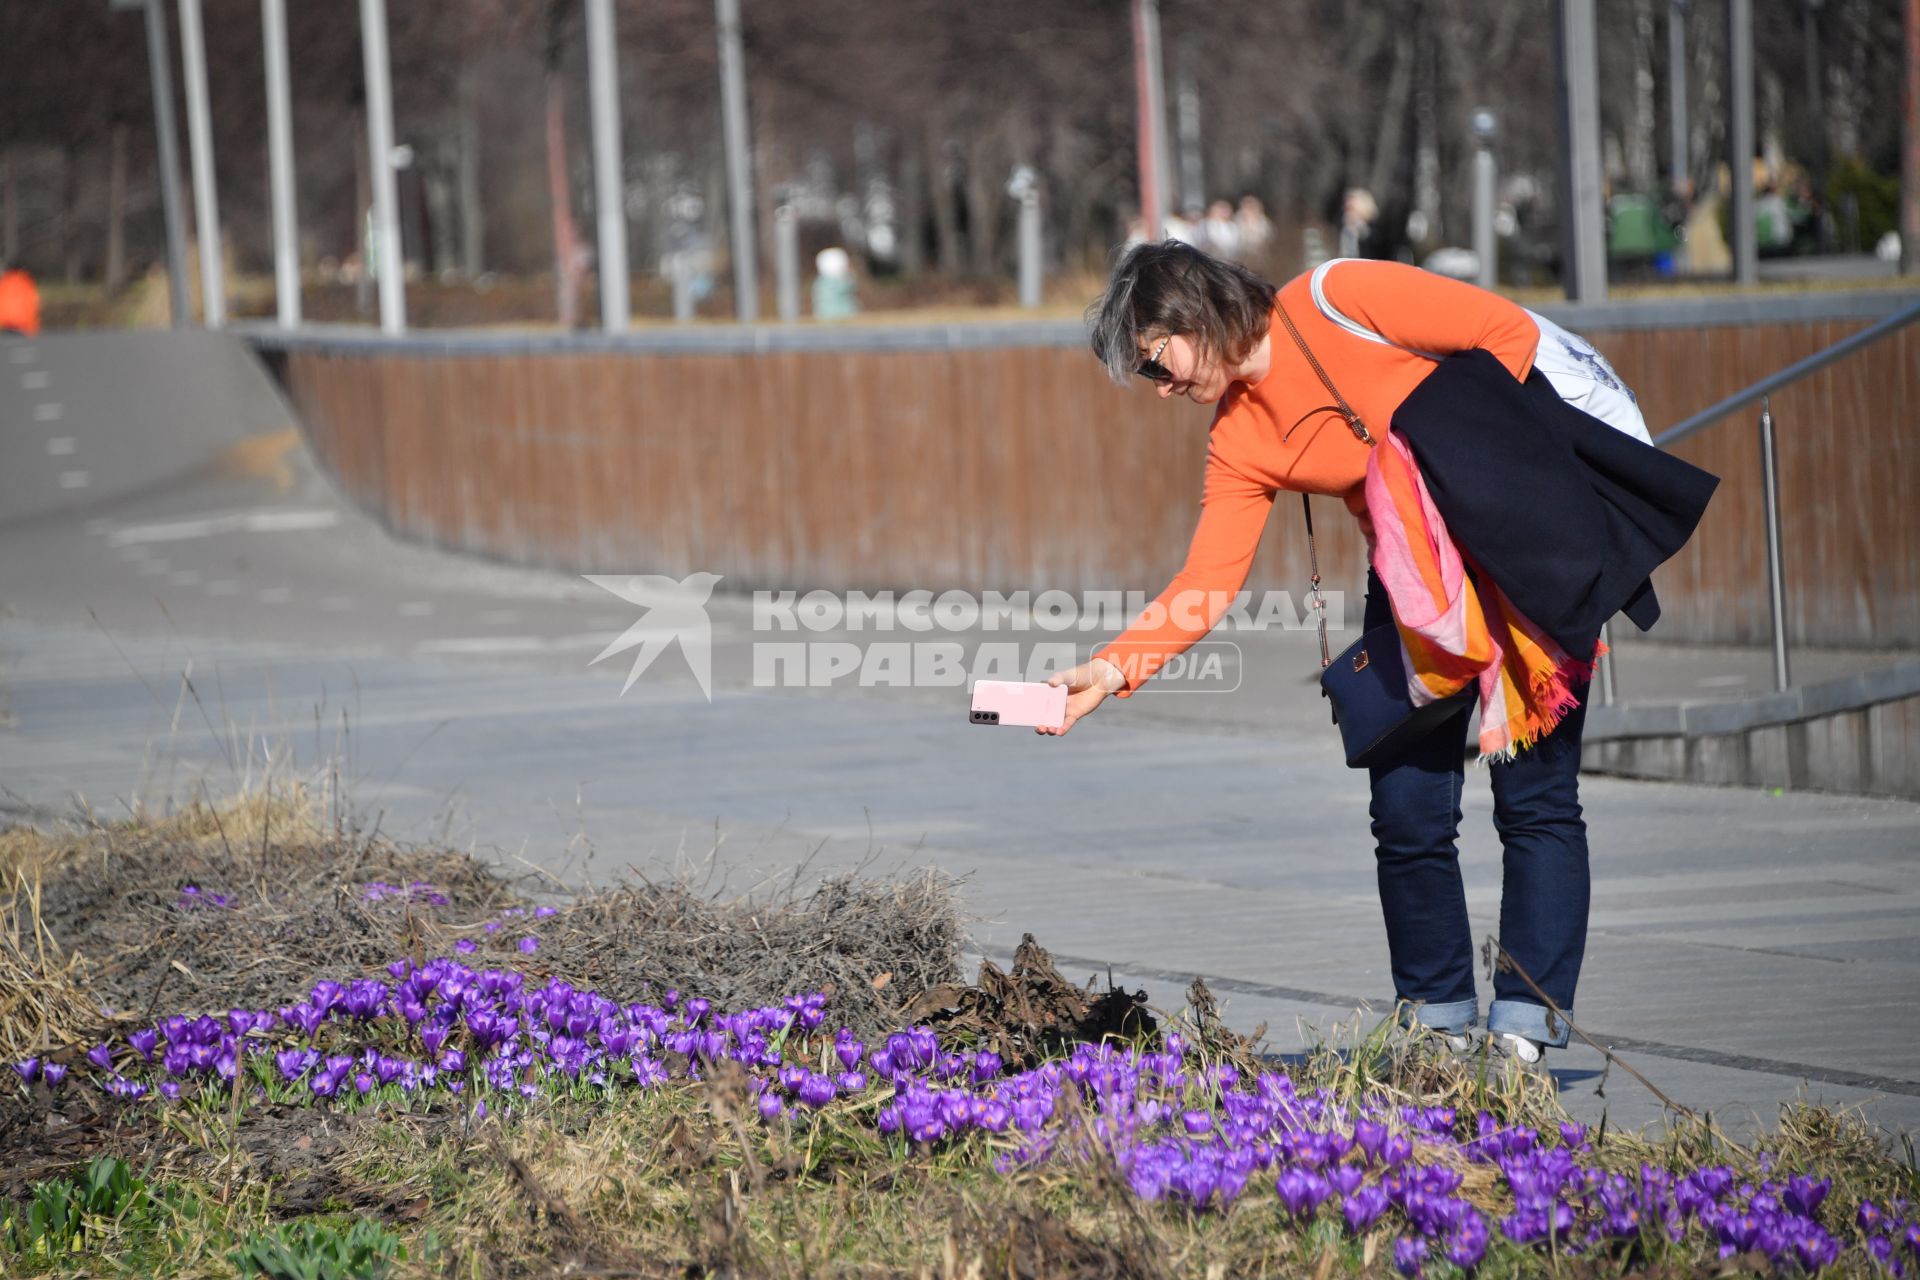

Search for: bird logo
xmin=581 ymin=571 xmax=724 ymax=700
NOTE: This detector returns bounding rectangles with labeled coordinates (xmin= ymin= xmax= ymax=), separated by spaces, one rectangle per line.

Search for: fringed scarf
xmin=1364 ymin=429 xmax=1604 ymax=762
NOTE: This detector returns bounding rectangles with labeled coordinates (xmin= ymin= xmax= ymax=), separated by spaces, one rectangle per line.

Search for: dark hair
xmin=1086 ymin=240 xmax=1278 ymax=385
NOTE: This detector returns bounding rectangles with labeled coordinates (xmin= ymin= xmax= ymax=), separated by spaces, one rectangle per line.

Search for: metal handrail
xmin=1654 ymin=298 xmax=1920 ymax=448
xmin=1602 ymin=295 xmax=1920 ymax=705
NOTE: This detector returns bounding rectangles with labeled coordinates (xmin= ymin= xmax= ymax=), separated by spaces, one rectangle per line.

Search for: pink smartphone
xmin=969 ymin=679 xmax=1069 ymax=730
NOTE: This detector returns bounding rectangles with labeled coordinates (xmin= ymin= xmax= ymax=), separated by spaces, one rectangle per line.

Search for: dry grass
xmin=0 ymin=867 xmax=100 ymax=1061
xmin=0 ymin=781 xmax=966 ymax=1047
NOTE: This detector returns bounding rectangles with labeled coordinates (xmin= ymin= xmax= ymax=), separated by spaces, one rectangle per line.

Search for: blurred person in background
xmin=1235 ymin=195 xmax=1274 ymax=266
xmin=1337 ymin=188 xmax=1380 ymax=259
xmin=1039 ymin=241 xmax=1713 ymax=1066
xmin=811 ymin=247 xmax=859 ymax=320
xmin=0 ymin=263 xmax=41 ymax=338
xmin=1198 ymin=200 xmax=1241 ymax=261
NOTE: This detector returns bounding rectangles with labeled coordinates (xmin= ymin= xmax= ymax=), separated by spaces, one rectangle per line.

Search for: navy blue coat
xmin=1390 ymin=349 xmax=1720 ymax=659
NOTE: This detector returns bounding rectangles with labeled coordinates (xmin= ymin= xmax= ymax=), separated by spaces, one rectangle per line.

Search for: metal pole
xmin=1131 ymin=0 xmax=1169 ymax=240
xmin=1728 ymin=0 xmax=1758 ymax=285
xmin=1472 ymin=147 xmax=1496 ymax=288
xmin=1802 ymin=1 xmax=1826 ymax=184
xmin=1758 ymin=396 xmax=1791 ymax=691
xmin=1902 ymin=0 xmax=1920 ymax=275
xmin=359 ymin=0 xmax=406 ymax=334
xmin=1174 ymin=46 xmax=1204 ymax=218
xmin=774 ymin=201 xmax=799 ymax=321
xmin=585 ymin=0 xmax=629 ymax=332
xmin=176 ymin=0 xmax=224 ymax=326
xmin=262 ymin=0 xmax=300 ymax=327
xmin=1556 ymin=0 xmax=1608 ymax=301
xmin=122 ymin=0 xmax=191 ymax=326
xmin=1597 ymin=620 xmax=1617 ymax=705
xmin=1668 ymin=0 xmax=1689 ymax=195
xmin=1471 ymin=110 xmax=1498 ymax=290
xmin=1018 ymin=187 xmax=1042 ymax=308
xmin=714 ymin=0 xmax=757 ymax=322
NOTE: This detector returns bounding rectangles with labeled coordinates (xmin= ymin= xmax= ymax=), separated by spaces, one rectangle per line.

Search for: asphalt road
xmin=3 ymin=331 xmax=1917 ymax=1141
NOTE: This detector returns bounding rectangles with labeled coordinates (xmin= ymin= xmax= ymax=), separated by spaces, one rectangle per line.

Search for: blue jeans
xmin=1361 ymin=570 xmax=1590 ymax=1047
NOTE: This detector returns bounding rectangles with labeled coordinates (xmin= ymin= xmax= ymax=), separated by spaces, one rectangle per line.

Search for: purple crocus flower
xmin=455 ymin=939 xmax=478 ymax=954
xmin=128 ymin=1029 xmax=158 ymax=1061
xmin=1344 ymin=1185 xmax=1390 ymax=1234
xmin=797 ymin=1074 xmax=838 ymax=1109
xmin=1444 ymin=1212 xmax=1490 ymax=1269
xmin=86 ymin=1044 xmax=114 ymax=1071
xmin=1354 ymin=1118 xmax=1388 ymax=1165
xmin=11 ymin=1058 xmax=39 ymax=1083
xmin=517 ymin=936 xmax=539 ymax=954
xmin=1784 ymin=1174 xmax=1830 ymax=1217
xmin=1502 ymin=1201 xmax=1576 ymax=1245
xmin=1277 ymin=1168 xmax=1332 ymax=1218
xmin=1329 ymin=1164 xmax=1366 ymax=1197
xmin=1393 ymin=1236 xmax=1425 ymax=1277
xmin=1183 ymin=1110 xmax=1213 ymax=1135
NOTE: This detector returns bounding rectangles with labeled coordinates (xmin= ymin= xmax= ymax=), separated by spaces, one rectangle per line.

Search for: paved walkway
xmin=3 ymin=334 xmax=1917 ymax=1141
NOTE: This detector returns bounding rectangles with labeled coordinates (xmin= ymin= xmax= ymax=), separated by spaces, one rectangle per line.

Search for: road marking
xmin=399 ymin=601 xmax=435 ymax=617
xmin=46 ymin=436 xmax=75 ymax=456
xmin=104 ymin=508 xmax=340 ymax=546
xmin=33 ymin=403 xmax=62 ymax=421
xmin=58 ymin=470 xmax=90 ymax=489
xmin=246 ymin=509 xmax=339 ymax=533
xmin=258 ymin=586 xmax=292 ymax=604
xmin=409 ymin=632 xmax=673 ymax=656
xmin=478 ymin=609 xmax=522 ymax=625
xmin=415 ymin=636 xmax=552 ymax=655
xmin=21 ymin=370 xmax=49 ymax=390
xmin=205 ymin=579 xmax=240 ymax=596
xmin=1697 ymin=674 xmax=1750 ymax=688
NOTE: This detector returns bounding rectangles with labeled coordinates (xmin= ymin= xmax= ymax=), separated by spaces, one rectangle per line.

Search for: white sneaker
xmin=1493 ymin=1032 xmax=1544 ymax=1064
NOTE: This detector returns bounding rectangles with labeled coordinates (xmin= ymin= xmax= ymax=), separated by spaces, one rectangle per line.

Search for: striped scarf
xmin=1363 ymin=429 xmax=1603 ymax=762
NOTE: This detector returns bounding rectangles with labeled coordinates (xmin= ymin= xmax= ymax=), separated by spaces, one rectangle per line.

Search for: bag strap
xmin=1277 ymin=300 xmax=1374 ymax=446
xmin=1276 ymin=300 xmax=1373 ymax=670
xmin=1301 ymin=490 xmax=1331 ymax=669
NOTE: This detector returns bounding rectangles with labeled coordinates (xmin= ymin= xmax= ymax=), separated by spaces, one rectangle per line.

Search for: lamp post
xmin=1471 ymin=108 xmax=1499 ymax=290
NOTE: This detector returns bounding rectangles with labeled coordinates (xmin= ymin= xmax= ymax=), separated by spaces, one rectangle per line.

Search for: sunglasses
xmin=1135 ymin=334 xmax=1174 ymax=384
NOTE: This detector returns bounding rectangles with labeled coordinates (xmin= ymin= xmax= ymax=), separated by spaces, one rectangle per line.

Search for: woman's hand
xmin=1037 ymin=658 xmax=1127 ymax=736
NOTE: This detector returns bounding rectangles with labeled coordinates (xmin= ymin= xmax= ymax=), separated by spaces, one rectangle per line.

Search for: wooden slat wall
xmin=277 ymin=315 xmax=1918 ymax=648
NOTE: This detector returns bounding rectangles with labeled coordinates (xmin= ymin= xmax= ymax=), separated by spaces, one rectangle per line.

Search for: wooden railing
xmin=252 ymin=289 xmax=1920 ymax=649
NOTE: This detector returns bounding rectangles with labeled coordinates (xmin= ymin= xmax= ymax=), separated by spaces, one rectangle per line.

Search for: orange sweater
xmin=1094 ymin=260 xmax=1540 ymax=696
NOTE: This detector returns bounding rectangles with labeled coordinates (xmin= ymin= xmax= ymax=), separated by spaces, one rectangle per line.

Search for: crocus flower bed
xmin=9 ymin=954 xmax=1915 ymax=1278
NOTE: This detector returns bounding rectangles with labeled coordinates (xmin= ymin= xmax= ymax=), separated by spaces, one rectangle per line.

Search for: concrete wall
xmin=1584 ymin=661 xmax=1920 ymax=799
